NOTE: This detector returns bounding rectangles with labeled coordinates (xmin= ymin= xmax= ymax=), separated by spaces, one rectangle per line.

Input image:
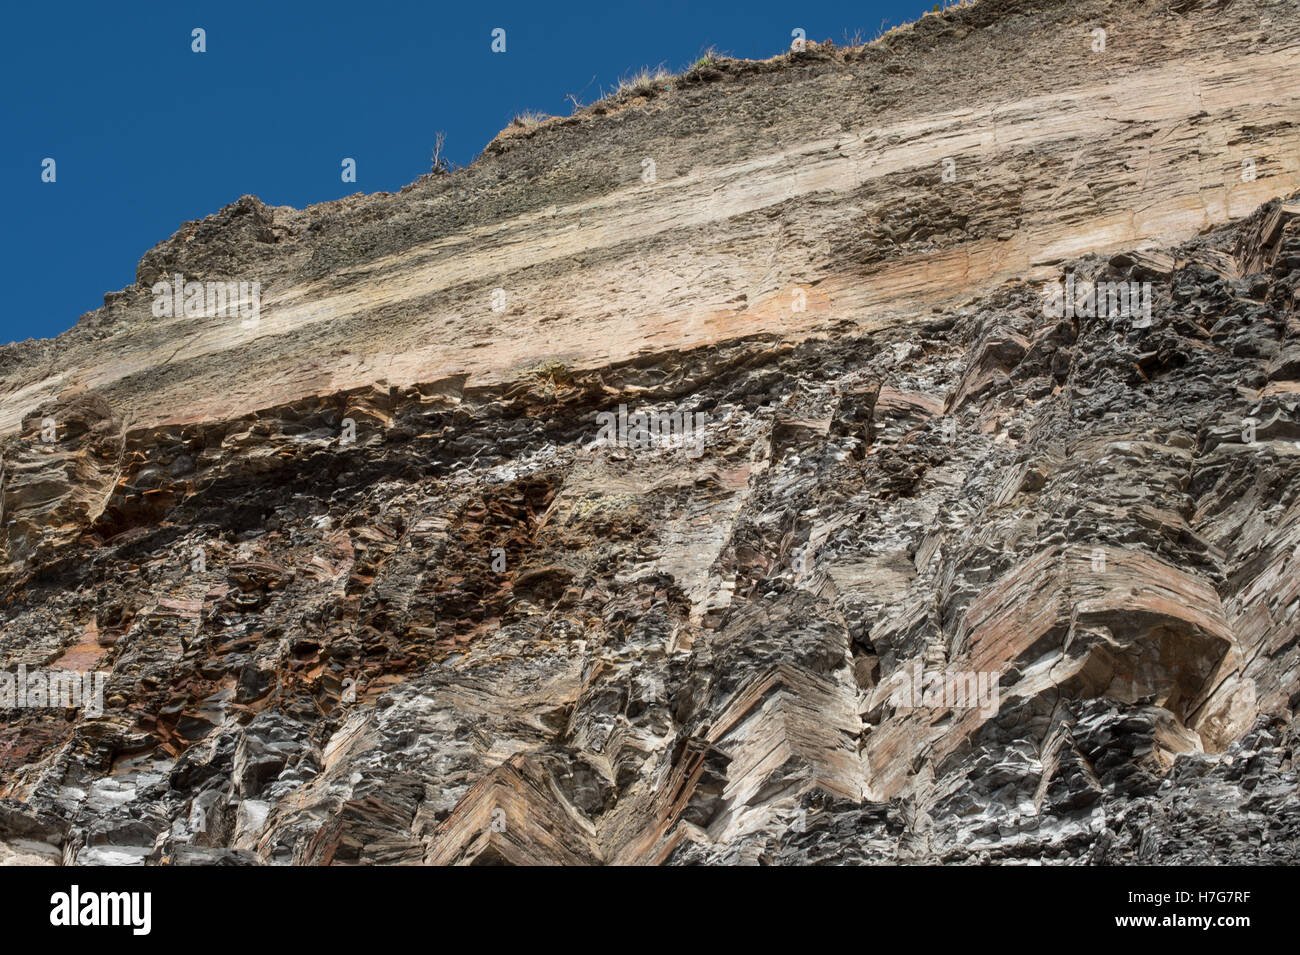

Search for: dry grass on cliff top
xmin=483 ymin=0 xmax=979 ymax=152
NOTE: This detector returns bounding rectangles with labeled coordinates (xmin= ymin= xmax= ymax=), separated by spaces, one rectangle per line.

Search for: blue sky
xmin=1 ymin=0 xmax=933 ymax=345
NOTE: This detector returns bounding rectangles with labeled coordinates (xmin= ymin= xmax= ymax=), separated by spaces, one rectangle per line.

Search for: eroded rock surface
xmin=1 ymin=0 xmax=1298 ymax=865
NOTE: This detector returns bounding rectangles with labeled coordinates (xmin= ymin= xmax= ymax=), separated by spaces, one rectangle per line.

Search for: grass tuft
xmin=511 ymin=110 xmax=551 ymax=128
xmin=614 ymin=65 xmax=673 ymax=98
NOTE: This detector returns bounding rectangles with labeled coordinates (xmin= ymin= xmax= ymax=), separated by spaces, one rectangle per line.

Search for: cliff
xmin=1 ymin=0 xmax=1298 ymax=865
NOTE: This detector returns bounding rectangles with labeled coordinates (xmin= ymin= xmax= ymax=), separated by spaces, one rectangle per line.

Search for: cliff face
xmin=1 ymin=0 xmax=1299 ymax=865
